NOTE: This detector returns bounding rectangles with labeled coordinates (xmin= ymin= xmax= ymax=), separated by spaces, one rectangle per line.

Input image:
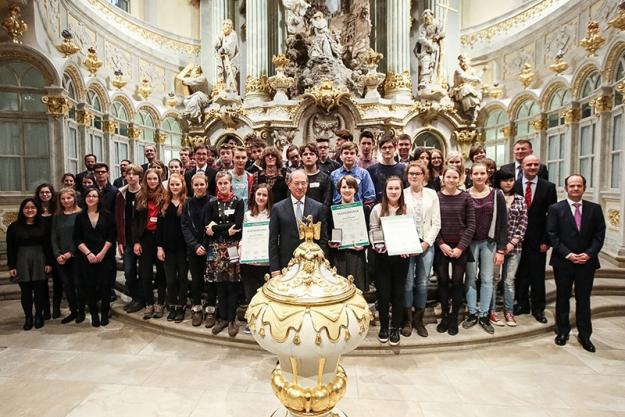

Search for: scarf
xmin=217 ymin=191 xmax=235 ymax=203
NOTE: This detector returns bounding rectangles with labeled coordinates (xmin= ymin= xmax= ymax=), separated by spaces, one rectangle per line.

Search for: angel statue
xmin=214 ymin=19 xmax=240 ymax=94
xmin=414 ymin=9 xmax=445 ymax=87
xmin=175 ymin=64 xmax=210 ymax=125
xmin=452 ymin=54 xmax=483 ymax=125
xmin=283 ymin=0 xmax=310 ymax=33
xmin=309 ymin=11 xmax=343 ymax=60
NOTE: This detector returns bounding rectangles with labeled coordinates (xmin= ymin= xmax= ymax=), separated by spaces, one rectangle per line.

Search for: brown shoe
xmin=142 ymin=305 xmax=154 ymax=320
xmin=412 ymin=308 xmax=428 ymax=337
xmin=204 ymin=309 xmax=216 ymax=328
xmin=401 ymin=308 xmax=413 ymax=337
xmin=228 ymin=321 xmax=238 ymax=337
xmin=211 ymin=319 xmax=228 ymax=335
xmin=152 ymin=304 xmax=163 ymax=319
xmin=191 ymin=308 xmax=203 ymax=327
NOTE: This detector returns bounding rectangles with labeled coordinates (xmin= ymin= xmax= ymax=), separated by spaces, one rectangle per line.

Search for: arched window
xmin=545 ymin=88 xmax=571 ymax=187
xmin=0 ymin=61 xmax=50 ymax=191
xmin=134 ymin=108 xmax=156 ymax=165
xmin=483 ymin=108 xmax=509 ymax=165
xmin=579 ymin=70 xmax=602 ymax=187
xmin=514 ymin=100 xmax=539 ymax=138
xmin=160 ymin=116 xmax=182 ymax=164
xmin=86 ymin=89 xmax=104 ymax=161
xmin=111 ymin=100 xmax=130 ymax=178
xmin=412 ymin=131 xmax=444 ymax=152
xmin=63 ymin=73 xmax=79 ymax=173
xmin=611 ymin=53 xmax=625 ymax=188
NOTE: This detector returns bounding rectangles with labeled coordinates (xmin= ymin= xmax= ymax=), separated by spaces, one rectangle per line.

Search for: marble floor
xmin=1 ymin=300 xmax=625 ymax=417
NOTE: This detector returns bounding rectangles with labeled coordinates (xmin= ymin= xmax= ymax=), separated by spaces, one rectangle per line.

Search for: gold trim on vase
xmin=138 ymin=78 xmax=152 ymax=100
xmin=519 ymin=63 xmax=534 ymax=89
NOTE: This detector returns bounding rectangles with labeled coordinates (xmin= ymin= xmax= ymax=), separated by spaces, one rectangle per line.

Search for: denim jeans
xmin=404 ymin=245 xmax=434 ymax=309
xmin=124 ymin=244 xmax=143 ymax=304
xmin=490 ymin=252 xmax=520 ymax=313
xmin=465 ymin=239 xmax=496 ymax=317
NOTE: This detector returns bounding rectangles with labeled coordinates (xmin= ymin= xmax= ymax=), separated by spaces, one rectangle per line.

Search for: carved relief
xmin=105 ymin=41 xmax=132 ymax=80
xmin=503 ymin=45 xmax=534 ymax=80
xmin=67 ymin=15 xmax=96 ymax=50
xmin=138 ymin=60 xmax=166 ymax=94
xmin=543 ymin=18 xmax=577 ymax=64
xmin=271 ymin=128 xmax=296 ymax=152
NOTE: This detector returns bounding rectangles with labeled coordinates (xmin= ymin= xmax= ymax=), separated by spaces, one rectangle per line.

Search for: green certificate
xmin=240 ymin=221 xmax=270 ymax=264
xmin=330 ymin=201 xmax=370 ymax=249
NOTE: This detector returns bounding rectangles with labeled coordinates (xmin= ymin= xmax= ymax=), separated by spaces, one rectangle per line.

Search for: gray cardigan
xmin=51 ymin=212 xmax=79 ymax=256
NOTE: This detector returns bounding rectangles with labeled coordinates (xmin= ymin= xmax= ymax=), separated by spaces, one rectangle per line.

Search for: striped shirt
xmin=436 ymin=191 xmax=475 ymax=251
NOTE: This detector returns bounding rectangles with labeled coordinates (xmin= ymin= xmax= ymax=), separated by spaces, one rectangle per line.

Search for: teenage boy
xmin=358 ymin=131 xmax=377 ymax=169
xmin=367 ymin=133 xmax=407 ymax=202
xmin=230 ymin=146 xmax=254 ymax=211
xmin=330 ymin=142 xmax=376 ymax=205
xmin=246 ymin=138 xmax=266 ymax=174
xmin=300 ymin=143 xmax=332 ymax=207
xmin=316 ymin=137 xmax=340 ymax=175
xmin=395 ymin=133 xmax=412 ymax=163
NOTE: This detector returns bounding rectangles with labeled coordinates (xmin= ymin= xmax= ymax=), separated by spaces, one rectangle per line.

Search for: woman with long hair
xmin=73 ymin=188 xmax=116 ymax=327
xmin=251 ymin=146 xmax=288 ymax=205
xmin=204 ymin=171 xmax=244 ymax=337
xmin=329 ymin=175 xmax=369 ymax=292
xmin=489 ymin=169 xmax=527 ymax=327
xmin=51 ymin=188 xmax=84 ymax=324
xmin=436 ymin=165 xmax=475 ymax=336
xmin=429 ymin=149 xmax=444 ymax=191
xmin=444 ymin=152 xmax=467 ymax=190
xmin=240 ymin=184 xmax=272 ymax=334
xmin=157 ymin=173 xmax=188 ymax=323
xmin=402 ymin=161 xmax=441 ymax=338
xmin=132 ymin=168 xmax=166 ymax=320
xmin=462 ymin=162 xmax=508 ymax=334
xmin=369 ymin=176 xmax=410 ymax=346
xmin=6 ymin=198 xmax=53 ymax=330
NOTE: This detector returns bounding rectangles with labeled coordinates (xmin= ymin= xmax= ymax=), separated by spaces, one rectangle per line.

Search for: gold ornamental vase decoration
xmin=111 ymin=69 xmax=127 ymax=90
xmin=56 ymin=30 xmax=80 ymax=57
xmin=84 ymin=47 xmax=103 ymax=77
xmin=2 ymin=3 xmax=27 ymax=44
xmin=246 ymin=216 xmax=371 ymax=417
xmin=519 ymin=63 xmax=534 ymax=89
xmin=609 ymin=2 xmax=625 ymax=31
xmin=580 ymin=21 xmax=606 ymax=57
xmin=138 ymin=78 xmax=152 ymax=100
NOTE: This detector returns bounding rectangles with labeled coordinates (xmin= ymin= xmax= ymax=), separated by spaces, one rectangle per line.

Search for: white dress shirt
xmin=522 ymin=176 xmax=537 ymax=201
xmin=291 ymin=195 xmax=306 ymax=219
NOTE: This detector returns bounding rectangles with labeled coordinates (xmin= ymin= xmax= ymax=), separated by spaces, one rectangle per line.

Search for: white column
xmin=385 ymin=0 xmax=412 ymax=99
xmin=245 ymin=0 xmax=269 ymax=102
xmin=200 ymin=0 xmax=232 ymax=86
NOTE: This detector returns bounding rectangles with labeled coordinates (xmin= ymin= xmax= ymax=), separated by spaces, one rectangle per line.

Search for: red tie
xmin=525 ymin=181 xmax=533 ymax=209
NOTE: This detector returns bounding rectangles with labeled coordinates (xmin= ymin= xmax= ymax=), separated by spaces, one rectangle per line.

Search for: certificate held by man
xmin=240 ymin=221 xmax=270 ymax=264
xmin=330 ymin=201 xmax=370 ymax=249
xmin=380 ymin=215 xmax=422 ymax=256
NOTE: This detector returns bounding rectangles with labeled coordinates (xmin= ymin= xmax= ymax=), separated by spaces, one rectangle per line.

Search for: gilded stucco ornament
xmin=111 ymin=69 xmax=127 ymax=90
xmin=608 ymin=209 xmax=620 ymax=228
xmin=83 ymin=47 xmax=103 ymax=77
xmin=41 ymin=95 xmax=70 ymax=118
xmin=302 ymin=80 xmax=350 ymax=113
xmin=384 ymin=71 xmax=413 ymax=94
xmin=454 ymin=129 xmax=482 ymax=161
xmin=245 ymin=74 xmax=270 ymax=96
xmin=103 ymin=120 xmax=117 ymax=135
xmin=76 ymin=109 xmax=93 ymax=126
xmin=580 ymin=21 xmax=606 ymax=57
xmin=56 ymin=30 xmax=80 ymax=57
xmin=138 ymin=78 xmax=152 ymax=100
xmin=165 ymin=92 xmax=177 ymax=108
xmin=549 ymin=51 xmax=569 ymax=75
xmin=187 ymin=135 xmax=207 ymax=146
xmin=246 ymin=216 xmax=370 ymax=417
xmin=268 ymin=54 xmax=295 ymax=102
xmin=519 ymin=63 xmax=535 ymax=89
xmin=207 ymin=104 xmax=242 ymax=129
xmin=591 ymin=95 xmax=613 ymax=114
xmin=608 ymin=1 xmax=625 ymax=31
xmin=561 ymin=107 xmax=580 ymax=125
xmin=617 ymin=82 xmax=625 ymax=104
xmin=154 ymin=132 xmax=166 ymax=145
xmin=2 ymin=3 xmax=27 ymax=44
xmin=414 ymin=100 xmax=455 ymax=127
xmin=531 ymin=118 xmax=546 ymax=132
xmin=358 ymin=48 xmax=385 ymax=99
xmin=128 ymin=126 xmax=142 ymax=141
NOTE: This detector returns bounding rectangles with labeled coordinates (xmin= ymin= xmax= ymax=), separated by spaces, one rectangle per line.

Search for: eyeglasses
xmin=39 ymin=191 xmax=52 ymax=194
xmin=265 ymin=154 xmax=277 ymax=158
xmin=408 ymin=172 xmax=424 ymax=176
xmin=380 ymin=146 xmax=395 ymax=151
xmin=94 ymin=170 xmax=107 ymax=174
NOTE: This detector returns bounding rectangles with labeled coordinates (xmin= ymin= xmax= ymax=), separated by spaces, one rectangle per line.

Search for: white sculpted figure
xmin=452 ymin=54 xmax=483 ymax=124
xmin=214 ymin=19 xmax=240 ymax=93
xmin=283 ymin=0 xmax=311 ymax=33
xmin=176 ymin=64 xmax=210 ymax=124
xmin=282 ymin=0 xmax=310 ymax=17
xmin=414 ymin=9 xmax=445 ymax=87
xmin=309 ymin=11 xmax=342 ymax=59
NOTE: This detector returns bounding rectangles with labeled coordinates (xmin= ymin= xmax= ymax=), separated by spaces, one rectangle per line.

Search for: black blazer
xmin=501 ymin=162 xmax=549 ymax=182
xmin=269 ymin=197 xmax=328 ymax=273
xmin=514 ymin=177 xmax=557 ymax=250
xmin=184 ymin=166 xmax=217 ymax=197
xmin=546 ymin=200 xmax=606 ymax=270
xmin=73 ymin=210 xmax=117 ymax=262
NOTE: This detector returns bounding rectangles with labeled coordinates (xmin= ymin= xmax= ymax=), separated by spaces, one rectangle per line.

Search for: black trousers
xmin=83 ymin=260 xmax=113 ymax=320
xmin=516 ymin=249 xmax=547 ymax=313
xmin=188 ymin=253 xmax=216 ymax=307
xmin=163 ymin=248 xmax=188 ymax=306
xmin=57 ymin=258 xmax=84 ymax=314
xmin=436 ymin=250 xmax=468 ymax=315
xmin=138 ymin=232 xmax=166 ymax=306
xmin=43 ymin=266 xmax=63 ymax=314
xmin=374 ymin=252 xmax=409 ymax=330
xmin=240 ymin=264 xmax=268 ymax=305
xmin=554 ymin=265 xmax=595 ymax=338
xmin=216 ymin=281 xmax=239 ymax=322
xmin=18 ymin=280 xmax=47 ymax=318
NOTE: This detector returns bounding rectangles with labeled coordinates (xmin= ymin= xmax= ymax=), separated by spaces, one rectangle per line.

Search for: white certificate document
xmin=331 ymin=201 xmax=370 ymax=249
xmin=380 ymin=215 xmax=422 ymax=256
xmin=240 ymin=221 xmax=270 ymax=264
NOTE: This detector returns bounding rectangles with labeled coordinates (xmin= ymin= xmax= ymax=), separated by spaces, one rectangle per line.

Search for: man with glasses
xmin=316 ymin=137 xmax=340 ymax=175
xmin=185 ymin=143 xmax=217 ymax=196
xmin=93 ymin=162 xmax=118 ymax=214
xmin=367 ymin=133 xmax=407 ymax=202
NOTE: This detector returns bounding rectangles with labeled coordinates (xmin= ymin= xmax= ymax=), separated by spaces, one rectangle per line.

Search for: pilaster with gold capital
xmin=128 ymin=125 xmax=142 ymax=141
xmin=561 ymin=107 xmax=580 ymax=125
xmin=245 ymin=0 xmax=269 ymax=102
xmin=41 ymin=95 xmax=70 ymax=118
xmin=385 ymin=0 xmax=412 ymax=99
xmin=76 ymin=109 xmax=94 ymax=126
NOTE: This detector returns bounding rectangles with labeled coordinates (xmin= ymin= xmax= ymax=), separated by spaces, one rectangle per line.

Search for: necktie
xmin=573 ymin=202 xmax=582 ymax=231
xmin=524 ymin=181 xmax=533 ymax=209
xmin=295 ymin=200 xmax=303 ymax=221
xmin=517 ymin=166 xmax=523 ymax=182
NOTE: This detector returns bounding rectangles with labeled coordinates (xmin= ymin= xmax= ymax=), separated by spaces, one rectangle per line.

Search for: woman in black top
xmin=204 ymin=171 xmax=244 ymax=337
xmin=6 ymin=198 xmax=53 ymax=330
xmin=73 ymin=188 xmax=116 ymax=327
xmin=157 ymin=173 xmax=188 ymax=323
xmin=251 ymin=146 xmax=288 ymax=206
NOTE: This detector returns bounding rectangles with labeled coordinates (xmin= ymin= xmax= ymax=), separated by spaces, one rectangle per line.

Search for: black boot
xmin=61 ymin=312 xmax=77 ymax=324
xmin=401 ymin=308 xmax=413 ymax=337
xmin=23 ymin=316 xmax=33 ymax=331
xmin=75 ymin=309 xmax=86 ymax=324
xmin=413 ymin=308 xmax=428 ymax=337
xmin=448 ymin=308 xmax=459 ymax=336
xmin=34 ymin=312 xmax=44 ymax=329
xmin=437 ymin=305 xmax=450 ymax=333
xmin=52 ymin=304 xmax=61 ymax=319
xmin=91 ymin=313 xmax=100 ymax=327
xmin=174 ymin=306 xmax=185 ymax=323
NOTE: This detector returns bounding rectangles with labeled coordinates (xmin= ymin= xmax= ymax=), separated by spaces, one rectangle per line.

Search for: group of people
xmin=6 ymin=131 xmax=606 ymax=352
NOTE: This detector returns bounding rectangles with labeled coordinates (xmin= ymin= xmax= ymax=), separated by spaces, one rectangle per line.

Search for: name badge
xmin=309 ymin=182 xmax=320 ymax=188
xmin=224 ymin=209 xmax=235 ymax=215
xmin=149 ymin=217 xmax=158 ymax=223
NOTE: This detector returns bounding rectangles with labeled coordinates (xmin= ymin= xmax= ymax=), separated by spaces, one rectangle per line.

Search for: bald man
xmin=513 ymin=155 xmax=557 ymax=323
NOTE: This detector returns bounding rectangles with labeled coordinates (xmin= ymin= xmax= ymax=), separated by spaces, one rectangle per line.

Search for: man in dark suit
xmin=513 ymin=155 xmax=557 ymax=323
xmin=500 ymin=139 xmax=548 ymax=182
xmin=546 ymin=174 xmax=605 ymax=352
xmin=269 ymin=170 xmax=328 ymax=275
xmin=184 ymin=143 xmax=216 ymax=196
xmin=76 ymin=153 xmax=97 ymax=192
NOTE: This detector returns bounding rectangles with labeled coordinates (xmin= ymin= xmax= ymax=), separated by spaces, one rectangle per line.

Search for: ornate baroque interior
xmin=0 ymin=0 xmax=625 ymax=264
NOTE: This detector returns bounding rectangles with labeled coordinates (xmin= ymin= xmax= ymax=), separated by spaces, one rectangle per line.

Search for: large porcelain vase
xmin=246 ymin=217 xmax=371 ymax=417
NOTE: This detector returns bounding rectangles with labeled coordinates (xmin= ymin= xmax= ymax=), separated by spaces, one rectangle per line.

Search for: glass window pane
xmin=24 ymin=123 xmax=49 ymax=155
xmin=0 ymin=65 xmax=17 ymax=85
xmin=548 ymin=134 xmax=559 ymax=159
xmin=21 ymin=93 xmax=46 ymax=112
xmin=612 ymin=154 xmax=620 ymax=188
xmin=485 ymin=128 xmax=496 ymax=141
xmin=0 ymin=157 xmax=20 ymax=191
xmin=67 ymin=127 xmax=78 ymax=158
xmin=25 ymin=158 xmax=50 ymax=190
xmin=21 ymin=67 xmax=47 ymax=88
xmin=0 ymin=91 xmax=19 ymax=111
xmin=580 ymin=126 xmax=594 ymax=155
xmin=614 ymin=114 xmax=623 ymax=152
xmin=90 ymin=134 xmax=103 ymax=160
xmin=0 ymin=121 xmax=20 ymax=154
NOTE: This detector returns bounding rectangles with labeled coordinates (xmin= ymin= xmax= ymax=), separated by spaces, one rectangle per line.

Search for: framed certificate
xmin=380 ymin=215 xmax=422 ymax=256
xmin=240 ymin=221 xmax=270 ymax=264
xmin=331 ymin=201 xmax=370 ymax=249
